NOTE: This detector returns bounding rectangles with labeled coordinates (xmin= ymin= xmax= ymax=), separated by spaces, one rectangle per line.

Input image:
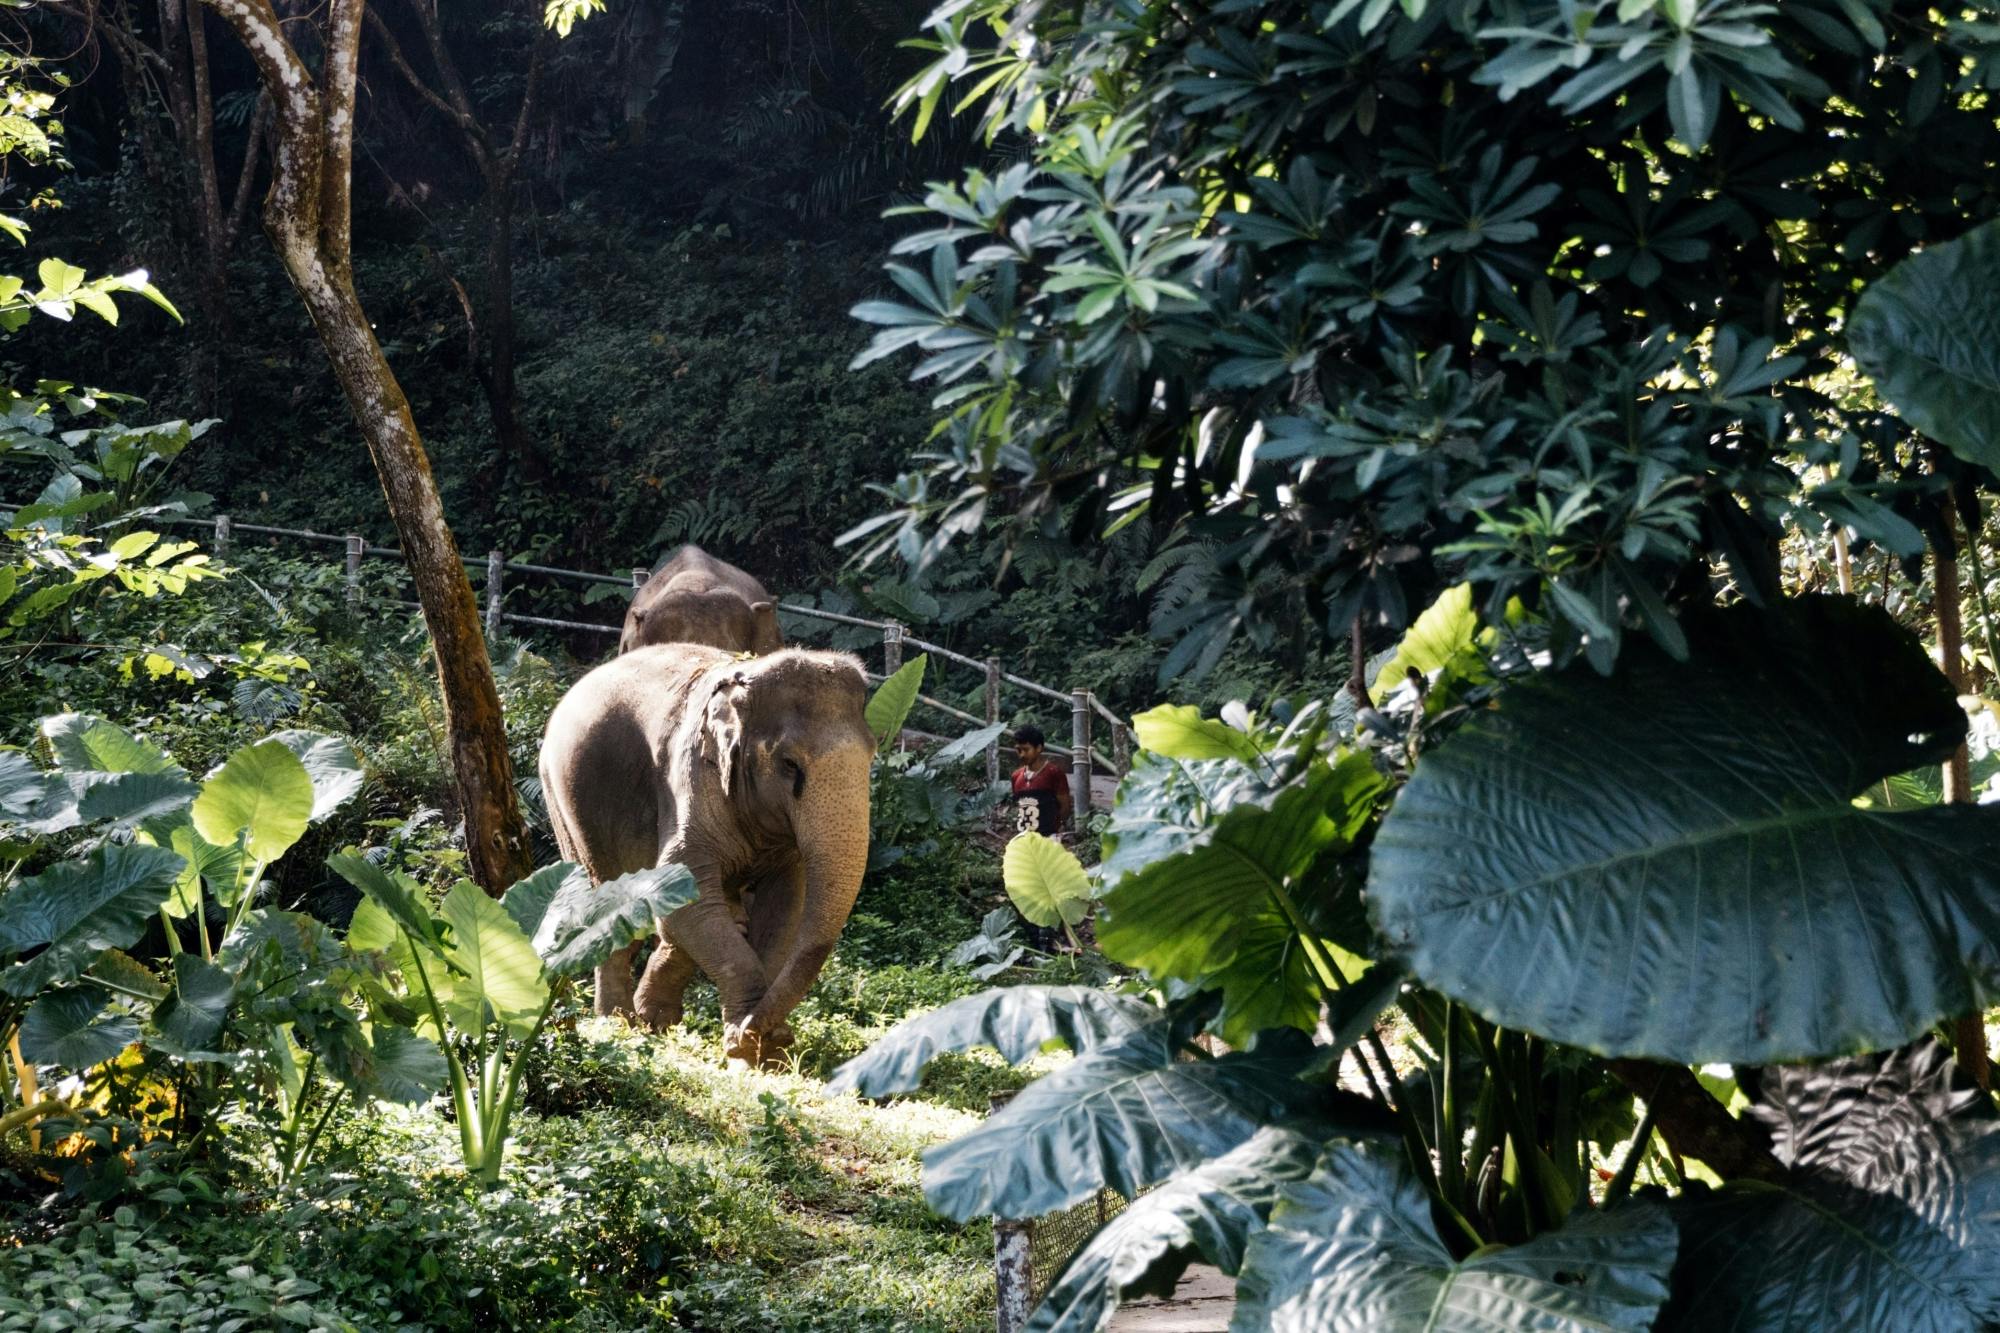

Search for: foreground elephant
xmin=539 ymin=643 xmax=872 ymax=1063
xmin=622 ymin=545 xmax=784 ymax=655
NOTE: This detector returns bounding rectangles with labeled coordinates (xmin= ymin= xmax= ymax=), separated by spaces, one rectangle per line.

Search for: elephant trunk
xmin=744 ymin=745 xmax=872 ymax=1039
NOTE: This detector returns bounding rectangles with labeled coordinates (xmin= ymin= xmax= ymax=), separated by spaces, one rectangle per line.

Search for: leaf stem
xmin=1602 ymin=1101 xmax=1658 ymax=1207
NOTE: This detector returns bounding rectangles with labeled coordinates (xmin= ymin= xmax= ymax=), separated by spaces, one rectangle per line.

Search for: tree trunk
xmin=207 ymin=0 xmax=534 ymax=894
xmin=288 ymin=262 xmax=534 ymax=891
xmin=478 ymin=176 xmax=541 ymax=482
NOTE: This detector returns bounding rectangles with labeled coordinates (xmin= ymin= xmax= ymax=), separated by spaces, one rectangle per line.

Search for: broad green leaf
xmin=41 ymin=713 xmax=176 ymax=775
xmin=499 ymin=861 xmax=593 ymax=941
xmin=267 ymin=730 xmax=365 ymax=823
xmin=1100 ymin=749 xmax=1349 ymax=895
xmin=829 ymin=985 xmax=1162 ymax=1097
xmin=75 ymin=769 xmax=198 ymax=830
xmin=1235 ymin=1140 xmax=1675 ymax=1331
xmin=193 ymin=739 xmax=313 ymax=863
xmin=866 ymin=654 xmax=928 ymax=746
xmin=1003 ymin=832 xmax=1092 ymax=928
xmin=0 ymin=844 xmax=184 ymax=996
xmin=518 ymin=863 xmax=698 ymax=978
xmin=17 ymin=985 xmax=137 ymax=1068
xmin=440 ymin=879 xmax=550 ymax=1037
xmin=87 ymin=949 xmax=165 ymax=1003
xmin=0 ymin=750 xmax=52 ymax=817
xmin=326 ymin=853 xmax=447 ymax=953
xmin=932 ymin=722 xmax=1010 ymax=768
xmin=1662 ymin=1042 xmax=2000 ymax=1331
xmin=1099 ymin=755 xmax=1385 ymax=983
xmin=1368 ymin=582 xmax=1481 ymax=705
xmin=1031 ymin=1123 xmax=1325 ymax=1333
xmin=1850 ymin=217 xmax=2000 ymax=472
xmin=154 ymin=955 xmax=234 ymax=1051
xmin=165 ymin=820 xmax=244 ymax=918
xmin=1368 ymin=598 xmax=2000 ymax=1064
xmin=1132 ymin=704 xmax=1263 ymax=763
xmin=922 ymin=1026 xmax=1318 ymax=1221
xmin=365 ymin=1026 xmax=447 ymax=1105
xmin=344 ymin=897 xmax=406 ymax=961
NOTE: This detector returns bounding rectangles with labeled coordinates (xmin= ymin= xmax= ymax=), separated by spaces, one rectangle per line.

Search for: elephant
xmin=537 ymin=642 xmax=872 ymax=1065
xmin=622 ymin=545 xmax=784 ymax=656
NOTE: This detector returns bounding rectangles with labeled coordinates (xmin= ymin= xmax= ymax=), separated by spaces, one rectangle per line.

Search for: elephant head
xmin=622 ymin=584 xmax=783 ymax=655
xmin=696 ymin=651 xmax=873 ymax=1057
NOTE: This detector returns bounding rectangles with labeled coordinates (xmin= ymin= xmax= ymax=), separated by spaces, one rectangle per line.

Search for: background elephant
xmin=622 ymin=545 xmax=784 ymax=655
xmin=538 ymin=643 xmax=872 ymax=1064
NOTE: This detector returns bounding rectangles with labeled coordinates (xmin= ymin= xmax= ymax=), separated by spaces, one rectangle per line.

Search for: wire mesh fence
xmin=991 ymin=1092 xmax=1140 ymax=1330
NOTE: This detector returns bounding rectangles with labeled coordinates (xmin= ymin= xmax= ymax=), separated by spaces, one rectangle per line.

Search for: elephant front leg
xmin=661 ymin=894 xmax=771 ymax=1063
xmin=595 ymin=941 xmax=640 ymax=1019
xmin=633 ymin=933 xmax=700 ymax=1031
xmin=742 ymin=940 xmax=836 ymax=1064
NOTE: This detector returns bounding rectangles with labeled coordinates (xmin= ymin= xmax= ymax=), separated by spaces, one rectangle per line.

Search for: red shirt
xmin=1011 ymin=762 xmax=1068 ymax=834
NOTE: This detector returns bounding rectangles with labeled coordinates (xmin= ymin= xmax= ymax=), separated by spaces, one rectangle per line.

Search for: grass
xmin=2 ymin=838 xmax=1046 ymax=1333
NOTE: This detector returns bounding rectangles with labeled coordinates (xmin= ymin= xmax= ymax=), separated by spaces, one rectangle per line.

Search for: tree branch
xmin=319 ymin=0 xmax=363 ymax=260
xmin=225 ymin=91 xmax=271 ymax=251
xmin=202 ymin=0 xmax=320 ymax=248
xmin=362 ymin=6 xmax=487 ymax=159
xmin=502 ymin=24 xmax=554 ymax=177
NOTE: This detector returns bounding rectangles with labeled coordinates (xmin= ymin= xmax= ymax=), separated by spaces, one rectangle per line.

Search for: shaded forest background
xmin=18 ymin=0 xmax=1331 ymax=710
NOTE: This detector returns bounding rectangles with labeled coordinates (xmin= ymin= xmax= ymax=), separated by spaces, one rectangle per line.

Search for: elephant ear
xmin=702 ymin=671 xmax=749 ymax=795
xmin=750 ymin=601 xmax=781 ymax=653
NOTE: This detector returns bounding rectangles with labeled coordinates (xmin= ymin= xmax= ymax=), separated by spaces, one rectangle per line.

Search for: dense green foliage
xmin=857 ymin=0 xmax=2000 ymax=680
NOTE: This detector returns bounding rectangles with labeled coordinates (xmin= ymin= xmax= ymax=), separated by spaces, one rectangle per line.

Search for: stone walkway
xmin=1105 ymin=1266 xmax=1235 ymax=1331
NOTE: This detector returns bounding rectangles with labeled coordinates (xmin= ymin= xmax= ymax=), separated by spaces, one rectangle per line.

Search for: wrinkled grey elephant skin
xmin=621 ymin=545 xmax=783 ymax=656
xmin=539 ymin=644 xmax=873 ymax=1065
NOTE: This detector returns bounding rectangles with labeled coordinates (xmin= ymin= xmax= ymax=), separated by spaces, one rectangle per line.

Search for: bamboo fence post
xmin=985 ymin=657 xmax=1003 ymax=785
xmin=1070 ymin=688 xmax=1092 ymax=818
xmin=884 ymin=621 xmax=904 ymax=675
xmin=485 ymin=550 xmax=504 ymax=639
xmin=632 ymin=566 xmax=648 ymax=590
xmin=213 ymin=513 xmax=231 ymax=559
xmin=344 ymin=535 xmax=363 ymax=608
xmin=1112 ymin=720 xmax=1130 ymax=777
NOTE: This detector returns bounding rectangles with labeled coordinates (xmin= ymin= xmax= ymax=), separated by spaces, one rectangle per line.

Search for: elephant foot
xmin=724 ymin=1019 xmax=795 ymax=1069
xmin=637 ymin=998 xmax=685 ymax=1033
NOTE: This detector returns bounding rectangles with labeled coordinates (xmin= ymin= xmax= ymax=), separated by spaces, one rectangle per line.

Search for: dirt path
xmin=1105 ymin=1266 xmax=1235 ymax=1331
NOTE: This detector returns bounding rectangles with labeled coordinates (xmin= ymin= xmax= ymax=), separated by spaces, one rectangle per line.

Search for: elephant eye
xmin=783 ymin=757 xmax=806 ymax=799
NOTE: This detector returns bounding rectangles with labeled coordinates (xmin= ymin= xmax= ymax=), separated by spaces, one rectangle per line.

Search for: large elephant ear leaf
xmin=1661 ymin=1041 xmax=2000 ymax=1331
xmin=1030 ymin=1123 xmax=1325 ymax=1333
xmin=327 ymin=852 xmax=448 ymax=954
xmin=1849 ymin=216 xmax=2000 ymax=472
xmin=1235 ymin=1139 xmax=1676 ymax=1332
xmin=1099 ymin=754 xmax=1384 ymax=987
xmin=865 ymin=653 xmax=927 ymax=747
xmin=1003 ymin=833 xmax=1093 ymax=928
xmin=265 ymin=730 xmax=365 ymax=823
xmin=0 ymin=843 xmax=184 ymax=996
xmin=1368 ymin=582 xmax=1481 ymax=704
xmin=923 ymin=1027 xmax=1320 ymax=1221
xmin=193 ymin=739 xmax=314 ymax=863
xmin=1368 ymin=597 xmax=2000 ymax=1064
xmin=17 ymin=985 xmax=138 ymax=1068
xmin=364 ymin=1026 xmax=448 ymax=1106
xmin=519 ymin=864 xmax=698 ymax=978
xmin=829 ymin=985 xmax=1163 ymax=1097
xmin=40 ymin=713 xmax=179 ymax=776
xmin=439 ymin=880 xmax=550 ymax=1038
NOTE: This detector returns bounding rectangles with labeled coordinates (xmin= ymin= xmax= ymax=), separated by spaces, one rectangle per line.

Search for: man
xmin=1009 ymin=725 xmax=1072 ymax=838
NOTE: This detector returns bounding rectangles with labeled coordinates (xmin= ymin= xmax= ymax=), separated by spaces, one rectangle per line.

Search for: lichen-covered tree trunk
xmin=205 ymin=0 xmax=533 ymax=893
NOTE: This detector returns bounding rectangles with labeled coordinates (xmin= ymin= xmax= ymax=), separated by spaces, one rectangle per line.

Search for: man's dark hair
xmin=1013 ymin=724 xmax=1046 ymax=746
